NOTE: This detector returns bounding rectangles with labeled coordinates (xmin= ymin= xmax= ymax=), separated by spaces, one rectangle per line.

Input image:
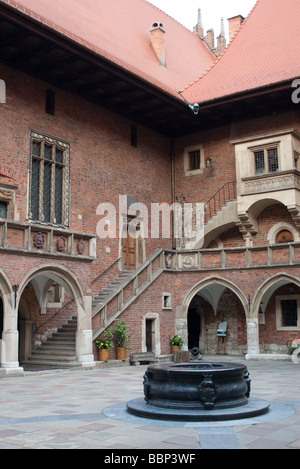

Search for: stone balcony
xmin=241 ymin=169 xmax=300 ymax=196
xmin=0 ymin=219 xmax=96 ymax=260
xmin=238 ymin=170 xmax=300 ymax=233
xmin=165 ymin=242 xmax=300 ymax=271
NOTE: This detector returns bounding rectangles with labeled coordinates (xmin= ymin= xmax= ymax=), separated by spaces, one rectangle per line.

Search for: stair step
xmin=23 ymin=316 xmax=79 ymax=369
xmin=23 ymin=359 xmax=81 ymax=368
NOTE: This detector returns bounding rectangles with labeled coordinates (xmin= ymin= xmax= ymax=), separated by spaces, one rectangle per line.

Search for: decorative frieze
xmin=0 ymin=220 xmax=96 ymax=260
xmin=242 ymin=171 xmax=300 ymax=195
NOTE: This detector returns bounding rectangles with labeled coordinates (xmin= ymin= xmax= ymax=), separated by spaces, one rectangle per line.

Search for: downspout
xmin=170 ymin=136 xmax=176 ymax=249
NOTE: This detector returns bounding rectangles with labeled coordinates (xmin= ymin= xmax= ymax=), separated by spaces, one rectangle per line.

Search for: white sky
xmin=148 ymin=0 xmax=257 ymax=39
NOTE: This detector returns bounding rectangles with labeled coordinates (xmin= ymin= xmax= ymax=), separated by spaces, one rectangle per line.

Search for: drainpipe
xmin=170 ymin=136 xmax=176 ymax=249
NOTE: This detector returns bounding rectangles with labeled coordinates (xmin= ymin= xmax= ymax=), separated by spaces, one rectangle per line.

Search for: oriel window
xmin=29 ymin=132 xmax=70 ymax=226
xmin=254 ymin=146 xmax=279 ymax=175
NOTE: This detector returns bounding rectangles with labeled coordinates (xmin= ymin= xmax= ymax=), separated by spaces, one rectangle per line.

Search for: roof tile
xmin=181 ymin=0 xmax=300 ymax=104
xmin=1 ymin=0 xmax=214 ymax=99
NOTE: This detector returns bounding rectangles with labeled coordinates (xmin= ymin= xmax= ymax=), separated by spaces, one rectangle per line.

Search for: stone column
xmin=245 ymin=319 xmax=260 ymax=359
xmin=76 ymin=295 xmax=95 ymax=366
xmin=1 ymin=300 xmax=23 ymax=372
xmin=175 ymin=305 xmax=188 ymax=351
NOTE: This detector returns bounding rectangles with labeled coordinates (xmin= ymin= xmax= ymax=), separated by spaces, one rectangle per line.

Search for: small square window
xmin=162 ymin=292 xmax=171 ymax=309
xmin=189 ymin=150 xmax=201 ymax=171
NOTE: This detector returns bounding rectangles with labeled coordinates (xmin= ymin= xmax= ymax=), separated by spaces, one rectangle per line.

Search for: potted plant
xmin=287 ymin=338 xmax=300 ymax=354
xmin=95 ymin=326 xmax=114 ymax=362
xmin=113 ymin=318 xmax=131 ymax=360
xmin=169 ymin=335 xmax=184 ymax=352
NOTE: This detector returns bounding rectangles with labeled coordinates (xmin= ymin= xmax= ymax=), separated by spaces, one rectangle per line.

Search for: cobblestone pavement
xmin=0 ymin=356 xmax=299 ymax=450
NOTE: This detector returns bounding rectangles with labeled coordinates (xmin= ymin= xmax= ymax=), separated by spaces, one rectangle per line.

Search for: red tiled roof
xmin=1 ymin=0 xmax=214 ymax=99
xmin=181 ymin=0 xmax=300 ymax=104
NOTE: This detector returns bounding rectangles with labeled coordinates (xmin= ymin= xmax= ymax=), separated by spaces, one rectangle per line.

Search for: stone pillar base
xmin=0 ymin=364 xmax=24 ymax=376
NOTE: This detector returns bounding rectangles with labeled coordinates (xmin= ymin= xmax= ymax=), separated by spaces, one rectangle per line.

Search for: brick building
xmin=0 ymin=0 xmax=299 ymax=374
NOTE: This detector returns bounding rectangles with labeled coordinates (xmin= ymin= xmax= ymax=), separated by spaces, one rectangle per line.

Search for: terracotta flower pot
xmin=171 ymin=345 xmax=180 ymax=353
xmin=116 ymin=347 xmax=127 ymax=360
xmin=98 ymin=349 xmax=109 ymax=362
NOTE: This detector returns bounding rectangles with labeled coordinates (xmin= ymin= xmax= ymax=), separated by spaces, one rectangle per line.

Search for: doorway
xmin=143 ymin=313 xmax=160 ymax=355
xmin=188 ymin=307 xmax=201 ymax=349
xmin=122 ymin=216 xmax=145 ymax=270
xmin=146 ymin=319 xmax=154 ymax=352
xmin=122 ymin=217 xmax=137 ymax=270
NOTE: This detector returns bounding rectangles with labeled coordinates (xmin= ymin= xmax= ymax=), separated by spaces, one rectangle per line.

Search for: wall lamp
xmin=205 ymin=157 xmax=212 ymax=168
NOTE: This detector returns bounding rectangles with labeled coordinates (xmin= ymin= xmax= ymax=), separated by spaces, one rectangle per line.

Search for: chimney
xmin=205 ymin=29 xmax=215 ymax=51
xmin=150 ymin=22 xmax=166 ymax=67
xmin=228 ymin=15 xmax=244 ymax=41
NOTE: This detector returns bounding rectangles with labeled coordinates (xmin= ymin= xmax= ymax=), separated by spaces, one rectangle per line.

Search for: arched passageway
xmin=0 ymin=264 xmax=94 ymax=372
xmin=180 ymin=278 xmax=249 ymax=356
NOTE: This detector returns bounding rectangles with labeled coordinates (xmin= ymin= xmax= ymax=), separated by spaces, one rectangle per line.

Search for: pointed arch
xmin=182 ymin=275 xmax=249 ymax=316
xmin=17 ymin=264 xmax=85 ymax=309
xmin=251 ymin=272 xmax=300 ymax=318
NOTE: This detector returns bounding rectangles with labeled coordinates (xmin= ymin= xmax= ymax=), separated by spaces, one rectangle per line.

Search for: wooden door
xmin=122 ymin=221 xmax=136 ymax=270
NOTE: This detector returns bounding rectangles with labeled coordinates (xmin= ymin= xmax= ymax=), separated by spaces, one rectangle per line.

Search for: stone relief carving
xmin=33 ymin=232 xmax=45 ymax=249
xmin=56 ymin=236 xmax=66 ymax=252
xmin=77 ymin=239 xmax=85 ymax=255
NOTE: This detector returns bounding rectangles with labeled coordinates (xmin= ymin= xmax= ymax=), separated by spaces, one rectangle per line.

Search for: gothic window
xmin=29 ymin=132 xmax=70 ymax=226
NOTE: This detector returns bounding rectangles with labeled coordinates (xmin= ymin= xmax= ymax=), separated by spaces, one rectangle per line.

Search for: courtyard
xmin=0 ymin=356 xmax=299 ymax=450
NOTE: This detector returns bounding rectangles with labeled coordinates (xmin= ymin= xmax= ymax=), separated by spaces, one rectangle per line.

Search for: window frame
xmin=252 ymin=142 xmax=280 ymax=175
xmin=184 ymin=144 xmax=204 ymax=176
xmin=276 ymin=295 xmax=300 ymax=331
xmin=29 ymin=131 xmax=70 ymax=227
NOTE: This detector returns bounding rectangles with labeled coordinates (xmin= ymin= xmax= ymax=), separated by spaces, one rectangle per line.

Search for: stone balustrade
xmin=0 ymin=219 xmax=96 ymax=260
xmin=165 ymin=242 xmax=300 ymax=271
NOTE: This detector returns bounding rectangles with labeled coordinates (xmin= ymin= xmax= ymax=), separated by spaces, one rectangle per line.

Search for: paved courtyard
xmin=0 ymin=356 xmax=299 ymax=450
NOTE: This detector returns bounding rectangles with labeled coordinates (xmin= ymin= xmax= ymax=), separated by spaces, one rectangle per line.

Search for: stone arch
xmin=177 ymin=276 xmax=249 ymax=353
xmin=251 ymin=272 xmax=300 ymax=319
xmin=15 ymin=264 xmax=94 ymax=367
xmin=181 ymin=276 xmax=249 ymax=315
xmin=17 ymin=264 xmax=85 ymax=308
xmin=0 ymin=268 xmax=14 ymax=307
xmin=0 ymin=269 xmax=19 ymax=369
xmin=267 ymin=222 xmax=299 ymax=244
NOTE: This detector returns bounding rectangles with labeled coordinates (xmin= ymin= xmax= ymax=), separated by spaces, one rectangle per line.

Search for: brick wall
xmin=0 ymin=63 xmax=173 ymax=284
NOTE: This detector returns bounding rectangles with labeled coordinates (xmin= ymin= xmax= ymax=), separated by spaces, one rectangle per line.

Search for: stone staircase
xmin=92 ymin=271 xmax=133 ymax=311
xmin=22 ymin=316 xmax=81 ymax=369
xmin=92 ymin=249 xmax=165 ymax=340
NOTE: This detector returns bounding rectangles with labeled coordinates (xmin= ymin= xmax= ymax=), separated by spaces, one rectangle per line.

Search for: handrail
xmin=34 ymin=299 xmax=74 ymax=333
xmin=182 ymin=181 xmax=237 ymax=232
xmin=92 ymin=249 xmax=164 ymax=339
xmin=204 ymin=181 xmax=237 ymax=222
xmin=91 ymin=257 xmax=121 ymax=285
